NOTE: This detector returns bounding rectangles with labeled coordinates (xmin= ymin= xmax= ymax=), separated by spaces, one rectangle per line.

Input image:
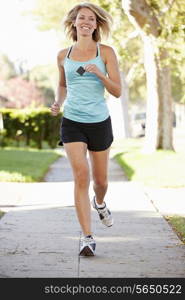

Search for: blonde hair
xmin=64 ymin=2 xmax=112 ymax=42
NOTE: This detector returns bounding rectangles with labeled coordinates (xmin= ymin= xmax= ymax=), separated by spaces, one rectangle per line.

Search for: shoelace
xmin=81 ymin=237 xmax=94 ymax=244
xmin=100 ymin=207 xmax=110 ymax=219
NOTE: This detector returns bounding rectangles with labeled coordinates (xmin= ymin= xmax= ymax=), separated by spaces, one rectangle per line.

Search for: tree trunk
xmin=122 ymin=0 xmax=174 ymax=152
xmin=142 ymin=35 xmax=159 ymax=151
xmin=120 ymin=71 xmax=131 ymax=138
xmin=157 ymin=48 xmax=174 ymax=149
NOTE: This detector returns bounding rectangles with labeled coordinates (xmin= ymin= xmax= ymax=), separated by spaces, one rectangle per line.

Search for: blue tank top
xmin=63 ymin=43 xmax=110 ymax=123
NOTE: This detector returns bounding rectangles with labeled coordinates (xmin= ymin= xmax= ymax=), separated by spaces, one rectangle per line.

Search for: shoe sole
xmin=105 ymin=223 xmax=113 ymax=227
xmin=79 ymin=246 xmax=95 ymax=256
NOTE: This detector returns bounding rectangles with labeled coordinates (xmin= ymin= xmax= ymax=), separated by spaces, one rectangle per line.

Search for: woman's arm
xmin=100 ymin=46 xmax=121 ymax=98
xmin=85 ymin=45 xmax=122 ymax=98
xmin=51 ymin=50 xmax=67 ymax=116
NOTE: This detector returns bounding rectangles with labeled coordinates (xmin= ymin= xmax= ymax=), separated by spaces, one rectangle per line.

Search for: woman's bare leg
xmin=64 ymin=142 xmax=92 ymax=236
xmin=89 ymin=147 xmax=110 ymax=205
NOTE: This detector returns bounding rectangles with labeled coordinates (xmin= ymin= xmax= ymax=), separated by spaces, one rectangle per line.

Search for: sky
xmin=0 ymin=0 xmax=59 ymax=69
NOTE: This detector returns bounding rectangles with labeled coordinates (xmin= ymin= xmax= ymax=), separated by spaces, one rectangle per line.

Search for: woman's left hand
xmin=84 ymin=64 xmax=103 ymax=78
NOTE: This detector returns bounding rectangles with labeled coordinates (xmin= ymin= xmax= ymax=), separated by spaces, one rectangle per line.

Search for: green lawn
xmin=0 ymin=211 xmax=5 ymax=219
xmin=113 ymin=138 xmax=185 ymax=188
xmin=0 ymin=147 xmax=61 ymax=182
xmin=165 ymin=216 xmax=185 ymax=244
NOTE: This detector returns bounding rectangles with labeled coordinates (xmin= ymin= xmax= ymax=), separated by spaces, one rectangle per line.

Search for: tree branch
xmin=120 ymin=30 xmax=140 ymax=48
xmin=122 ymin=0 xmax=161 ymax=37
xmin=126 ymin=58 xmax=143 ymax=84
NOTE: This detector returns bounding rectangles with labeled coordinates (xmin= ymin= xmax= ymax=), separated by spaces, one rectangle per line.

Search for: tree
xmin=0 ymin=77 xmax=45 ymax=108
xmin=28 ymin=64 xmax=57 ymax=106
xmin=122 ymin=0 xmax=185 ymax=151
xmin=0 ymin=53 xmax=17 ymax=80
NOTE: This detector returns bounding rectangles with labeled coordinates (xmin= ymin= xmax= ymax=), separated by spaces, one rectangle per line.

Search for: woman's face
xmin=74 ymin=8 xmax=97 ymax=38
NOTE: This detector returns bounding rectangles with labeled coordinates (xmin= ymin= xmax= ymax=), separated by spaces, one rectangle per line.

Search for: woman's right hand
xmin=51 ymin=102 xmax=60 ymax=116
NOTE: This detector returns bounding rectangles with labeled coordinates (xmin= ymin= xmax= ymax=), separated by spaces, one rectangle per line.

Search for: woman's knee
xmin=74 ymin=167 xmax=90 ymax=188
xmin=94 ymin=177 xmax=108 ymax=190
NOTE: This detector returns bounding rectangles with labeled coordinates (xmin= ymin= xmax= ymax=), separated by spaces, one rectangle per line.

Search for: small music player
xmin=76 ymin=66 xmax=85 ymax=76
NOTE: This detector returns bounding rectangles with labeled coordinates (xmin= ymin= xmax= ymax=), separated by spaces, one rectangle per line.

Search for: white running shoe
xmin=79 ymin=235 xmax=96 ymax=256
xmin=91 ymin=196 xmax=113 ymax=227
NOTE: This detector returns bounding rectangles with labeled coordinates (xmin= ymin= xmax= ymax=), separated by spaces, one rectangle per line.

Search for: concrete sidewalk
xmin=0 ymin=149 xmax=184 ymax=278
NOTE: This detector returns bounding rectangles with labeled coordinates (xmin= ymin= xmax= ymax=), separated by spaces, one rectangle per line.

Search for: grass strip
xmin=0 ymin=147 xmax=61 ymax=182
xmin=165 ymin=215 xmax=185 ymax=244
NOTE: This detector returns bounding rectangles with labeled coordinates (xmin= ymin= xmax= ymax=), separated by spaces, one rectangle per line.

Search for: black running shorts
xmin=58 ymin=116 xmax=113 ymax=151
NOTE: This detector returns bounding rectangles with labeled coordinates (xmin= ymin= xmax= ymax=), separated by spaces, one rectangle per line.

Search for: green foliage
xmin=165 ymin=215 xmax=185 ymax=244
xmin=0 ymin=108 xmax=62 ymax=149
xmin=27 ymin=0 xmax=82 ymax=31
xmin=143 ymin=0 xmax=185 ymax=102
xmin=0 ymin=211 xmax=5 ymax=219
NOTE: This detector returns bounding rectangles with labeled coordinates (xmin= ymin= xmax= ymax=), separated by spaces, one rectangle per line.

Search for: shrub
xmin=0 ymin=108 xmax=62 ymax=149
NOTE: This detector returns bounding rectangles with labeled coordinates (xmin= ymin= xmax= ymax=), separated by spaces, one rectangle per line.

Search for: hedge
xmin=0 ymin=108 xmax=62 ymax=149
